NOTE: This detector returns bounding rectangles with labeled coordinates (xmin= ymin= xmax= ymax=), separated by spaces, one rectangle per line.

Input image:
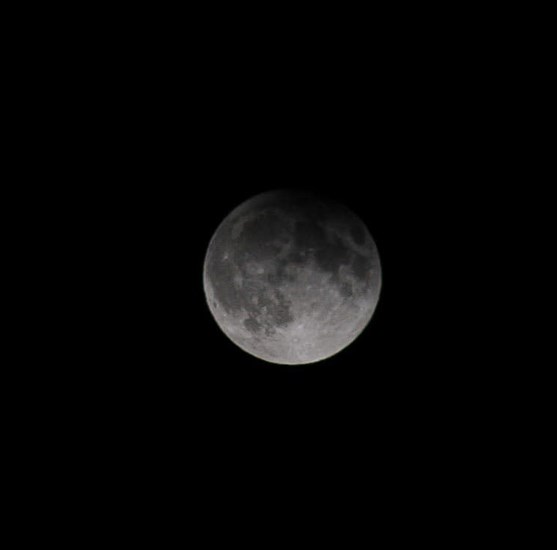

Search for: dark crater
xmin=247 ymin=287 xmax=294 ymax=334
xmin=339 ymin=282 xmax=353 ymax=298
xmin=236 ymin=211 xmax=286 ymax=261
xmin=269 ymin=291 xmax=294 ymax=326
xmin=265 ymin=263 xmax=296 ymax=285
xmin=244 ymin=317 xmax=262 ymax=333
xmin=294 ymin=220 xmax=326 ymax=250
xmin=314 ymin=235 xmax=351 ymax=274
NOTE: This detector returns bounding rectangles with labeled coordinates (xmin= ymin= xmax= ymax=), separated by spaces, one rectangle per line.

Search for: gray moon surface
xmin=203 ymin=190 xmax=382 ymax=365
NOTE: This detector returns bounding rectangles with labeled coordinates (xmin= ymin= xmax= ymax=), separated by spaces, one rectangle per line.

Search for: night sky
xmin=32 ymin=14 xmax=491 ymax=522
xmin=69 ymin=44 xmax=468 ymax=457
xmin=91 ymin=155 xmax=451 ymax=450
xmin=5 ymin=2 xmax=524 ymax=539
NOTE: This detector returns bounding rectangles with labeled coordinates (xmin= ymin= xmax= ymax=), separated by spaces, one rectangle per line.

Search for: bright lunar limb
xmin=203 ymin=190 xmax=382 ymax=364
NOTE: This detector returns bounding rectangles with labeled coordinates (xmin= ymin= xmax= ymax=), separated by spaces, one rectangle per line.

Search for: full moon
xmin=203 ymin=190 xmax=382 ymax=364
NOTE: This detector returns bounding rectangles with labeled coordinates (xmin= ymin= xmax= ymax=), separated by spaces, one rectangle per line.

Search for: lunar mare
xmin=203 ymin=190 xmax=382 ymax=364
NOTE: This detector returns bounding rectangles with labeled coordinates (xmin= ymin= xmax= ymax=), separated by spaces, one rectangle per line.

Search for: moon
xmin=203 ymin=190 xmax=382 ymax=364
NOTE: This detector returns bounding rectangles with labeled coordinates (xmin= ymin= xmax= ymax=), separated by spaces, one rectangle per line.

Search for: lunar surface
xmin=203 ymin=190 xmax=382 ymax=364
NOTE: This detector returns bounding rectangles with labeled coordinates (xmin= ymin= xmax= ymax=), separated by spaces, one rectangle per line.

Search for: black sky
xmin=87 ymin=132 xmax=458 ymax=445
xmin=68 ymin=29 xmax=471 ymax=432
xmin=3 ymin=3 xmax=526 ymax=538
xmin=29 ymin=13 xmax=493 ymax=517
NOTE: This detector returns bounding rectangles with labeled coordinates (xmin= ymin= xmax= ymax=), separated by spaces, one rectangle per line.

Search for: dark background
xmin=80 ymin=40 xmax=465 ymax=425
xmin=5 ymin=4 xmax=541 ymax=540
xmin=17 ymin=9 xmax=507 ymax=527
xmin=67 ymin=68 xmax=470 ymax=474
